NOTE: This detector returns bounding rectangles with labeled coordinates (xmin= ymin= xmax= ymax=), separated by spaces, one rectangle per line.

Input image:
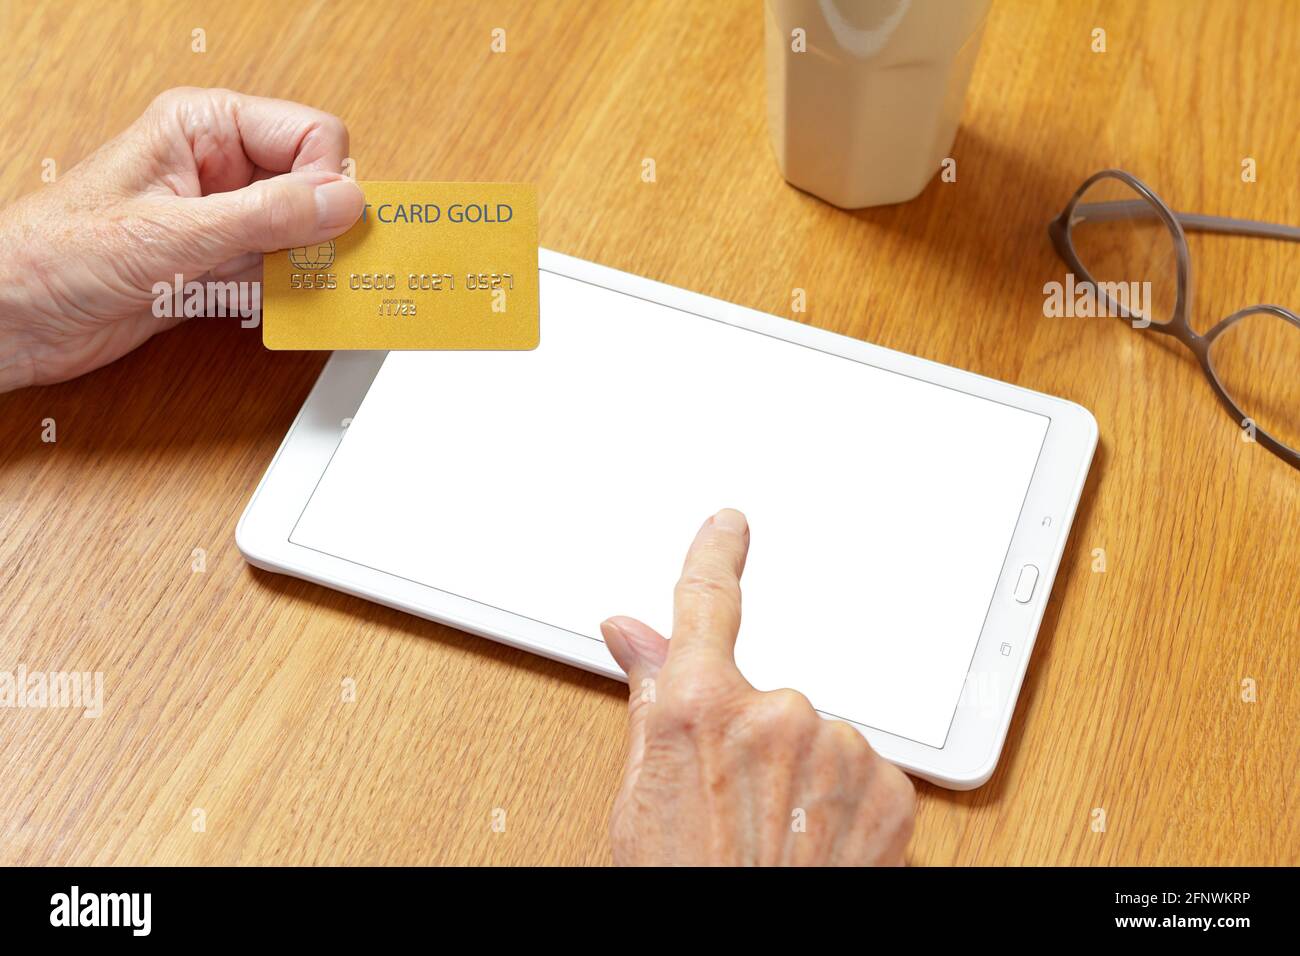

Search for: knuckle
xmin=756 ymin=688 xmax=817 ymax=730
xmin=722 ymin=689 xmax=820 ymax=756
xmin=318 ymin=111 xmax=349 ymax=143
xmin=878 ymin=762 xmax=917 ymax=815
xmin=693 ymin=537 xmax=743 ymax=569
xmin=150 ymin=86 xmax=199 ymax=113
xmin=655 ymin=673 xmax=731 ymax=734
xmin=258 ymin=181 xmax=307 ymax=244
xmin=891 ymin=784 xmax=918 ymax=840
xmin=149 ymin=87 xmax=182 ymax=109
xmin=827 ymin=718 xmax=869 ymax=755
xmin=299 ymin=111 xmax=350 ymax=163
xmin=674 ymin=569 xmax=738 ymax=603
xmin=898 ymin=772 xmax=918 ymax=811
xmin=855 ymin=761 xmax=916 ymax=855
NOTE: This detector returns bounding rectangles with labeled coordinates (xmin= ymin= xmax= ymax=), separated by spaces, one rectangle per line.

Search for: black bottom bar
xmin=0 ymin=865 xmax=1282 ymax=942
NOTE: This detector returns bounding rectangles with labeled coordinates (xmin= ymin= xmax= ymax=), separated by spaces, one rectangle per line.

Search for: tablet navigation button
xmin=1013 ymin=564 xmax=1039 ymax=603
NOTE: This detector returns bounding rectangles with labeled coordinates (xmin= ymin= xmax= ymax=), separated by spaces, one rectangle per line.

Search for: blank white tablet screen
xmin=291 ymin=270 xmax=1049 ymax=749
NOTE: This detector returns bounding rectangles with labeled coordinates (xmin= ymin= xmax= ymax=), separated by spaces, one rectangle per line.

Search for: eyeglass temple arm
xmin=1172 ymin=212 xmax=1300 ymax=242
xmin=1073 ymin=201 xmax=1300 ymax=241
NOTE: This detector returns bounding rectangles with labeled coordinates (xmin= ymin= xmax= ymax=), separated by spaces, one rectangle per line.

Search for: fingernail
xmin=314 ymin=177 xmax=363 ymax=231
xmin=599 ymin=619 xmax=627 ymax=643
xmin=712 ymin=509 xmax=748 ymax=535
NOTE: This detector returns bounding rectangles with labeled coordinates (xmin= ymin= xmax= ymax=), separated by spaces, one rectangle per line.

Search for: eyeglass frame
xmin=1048 ymin=168 xmax=1300 ymax=470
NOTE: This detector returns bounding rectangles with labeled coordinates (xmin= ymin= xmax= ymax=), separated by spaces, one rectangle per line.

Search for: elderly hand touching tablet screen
xmin=601 ymin=509 xmax=916 ymax=866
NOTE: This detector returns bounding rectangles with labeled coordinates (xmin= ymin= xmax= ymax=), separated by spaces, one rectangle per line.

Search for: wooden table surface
xmin=1 ymin=0 xmax=1296 ymax=866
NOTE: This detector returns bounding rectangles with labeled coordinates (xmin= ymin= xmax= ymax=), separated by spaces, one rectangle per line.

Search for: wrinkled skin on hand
xmin=0 ymin=87 xmax=363 ymax=391
xmin=602 ymin=509 xmax=916 ymax=866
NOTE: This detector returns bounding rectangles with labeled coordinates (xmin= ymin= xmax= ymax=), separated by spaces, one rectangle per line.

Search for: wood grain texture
xmin=0 ymin=0 xmax=1296 ymax=865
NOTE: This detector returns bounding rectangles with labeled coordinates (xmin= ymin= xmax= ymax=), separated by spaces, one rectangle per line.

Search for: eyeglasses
xmin=1049 ymin=169 xmax=1300 ymax=470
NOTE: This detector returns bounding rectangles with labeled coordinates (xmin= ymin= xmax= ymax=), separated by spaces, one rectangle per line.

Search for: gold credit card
xmin=262 ymin=181 xmax=538 ymax=350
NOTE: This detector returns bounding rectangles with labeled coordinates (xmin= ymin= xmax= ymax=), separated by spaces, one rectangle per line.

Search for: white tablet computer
xmin=237 ymin=249 xmax=1097 ymax=789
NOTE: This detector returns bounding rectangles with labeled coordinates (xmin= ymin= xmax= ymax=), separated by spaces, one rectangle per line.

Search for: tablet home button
xmin=1013 ymin=564 xmax=1039 ymax=603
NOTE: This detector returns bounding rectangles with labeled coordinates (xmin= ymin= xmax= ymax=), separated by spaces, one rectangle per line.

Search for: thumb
xmin=161 ymin=169 xmax=364 ymax=270
xmin=600 ymin=615 xmax=669 ymax=783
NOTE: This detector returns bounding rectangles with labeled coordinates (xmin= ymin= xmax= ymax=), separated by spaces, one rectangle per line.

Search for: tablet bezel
xmin=237 ymin=248 xmax=1097 ymax=789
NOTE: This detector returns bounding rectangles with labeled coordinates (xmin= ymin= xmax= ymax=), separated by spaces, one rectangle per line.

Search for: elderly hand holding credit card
xmin=0 ymin=88 xmax=365 ymax=392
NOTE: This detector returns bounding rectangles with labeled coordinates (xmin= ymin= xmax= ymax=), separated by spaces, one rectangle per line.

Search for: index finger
xmin=224 ymin=90 xmax=351 ymax=173
xmin=669 ymin=508 xmax=750 ymax=661
xmin=149 ymin=88 xmax=351 ymax=189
